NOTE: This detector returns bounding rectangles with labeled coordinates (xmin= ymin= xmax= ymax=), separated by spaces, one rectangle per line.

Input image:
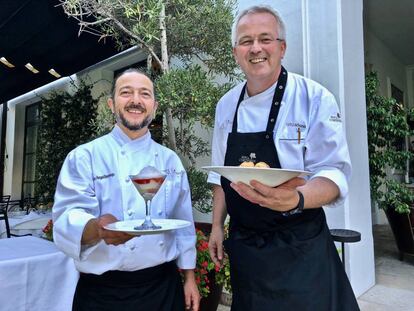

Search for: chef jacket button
xmin=159 ymin=241 xmax=164 ymax=247
xmin=274 ymin=101 xmax=279 ymax=106
xmin=279 ymin=85 xmax=284 ymax=89
xmin=121 ymin=150 xmax=126 ymax=155
xmin=158 ymin=210 xmax=162 ymax=215
xmin=127 ymin=209 xmax=133 ymax=216
xmin=125 ymin=178 xmax=130 ymax=183
xmin=270 ymin=118 xmax=275 ymax=123
xmin=129 ymin=245 xmax=135 ymax=251
xmin=265 ymin=134 xmax=270 ymax=139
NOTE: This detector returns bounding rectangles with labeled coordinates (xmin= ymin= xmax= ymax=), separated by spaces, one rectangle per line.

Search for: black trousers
xmin=72 ymin=262 xmax=185 ymax=311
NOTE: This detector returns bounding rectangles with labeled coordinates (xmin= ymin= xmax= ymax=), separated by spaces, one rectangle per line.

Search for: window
xmin=21 ymin=103 xmax=40 ymax=199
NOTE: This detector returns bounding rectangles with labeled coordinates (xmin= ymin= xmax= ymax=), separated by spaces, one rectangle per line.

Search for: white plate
xmin=202 ymin=166 xmax=311 ymax=188
xmin=104 ymin=219 xmax=192 ymax=236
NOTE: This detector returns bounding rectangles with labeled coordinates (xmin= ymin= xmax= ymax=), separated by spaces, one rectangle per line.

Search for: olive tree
xmin=59 ymin=0 xmax=238 ymax=153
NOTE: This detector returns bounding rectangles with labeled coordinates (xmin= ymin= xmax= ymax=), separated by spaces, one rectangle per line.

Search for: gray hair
xmin=110 ymin=68 xmax=154 ymax=99
xmin=231 ymin=5 xmax=286 ymax=47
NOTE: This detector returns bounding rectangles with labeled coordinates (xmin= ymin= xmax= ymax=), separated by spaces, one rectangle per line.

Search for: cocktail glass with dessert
xmin=130 ymin=166 xmax=166 ymax=230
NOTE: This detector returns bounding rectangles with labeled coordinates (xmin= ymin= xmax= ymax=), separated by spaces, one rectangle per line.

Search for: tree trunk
xmin=159 ymin=3 xmax=177 ymax=152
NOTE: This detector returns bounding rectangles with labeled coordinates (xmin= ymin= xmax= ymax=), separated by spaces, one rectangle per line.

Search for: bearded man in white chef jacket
xmin=207 ymin=5 xmax=359 ymax=311
xmin=53 ymin=69 xmax=200 ymax=311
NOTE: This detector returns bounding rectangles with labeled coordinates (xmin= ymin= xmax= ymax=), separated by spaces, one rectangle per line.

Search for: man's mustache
xmin=125 ymin=104 xmax=146 ymax=113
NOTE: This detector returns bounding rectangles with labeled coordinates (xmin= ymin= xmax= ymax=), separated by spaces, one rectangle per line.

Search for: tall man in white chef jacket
xmin=53 ymin=69 xmax=200 ymax=311
xmin=207 ymin=5 xmax=359 ymax=311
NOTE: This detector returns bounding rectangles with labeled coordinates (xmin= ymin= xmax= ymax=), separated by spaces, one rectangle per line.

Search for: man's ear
xmin=108 ymin=98 xmax=115 ymax=114
xmin=232 ymin=47 xmax=238 ymax=64
xmin=153 ymin=100 xmax=159 ymax=118
xmin=280 ymin=41 xmax=287 ymax=59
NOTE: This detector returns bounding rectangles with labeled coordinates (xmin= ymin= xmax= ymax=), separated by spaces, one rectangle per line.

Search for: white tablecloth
xmin=0 ymin=236 xmax=79 ymax=311
xmin=0 ymin=212 xmax=51 ymax=238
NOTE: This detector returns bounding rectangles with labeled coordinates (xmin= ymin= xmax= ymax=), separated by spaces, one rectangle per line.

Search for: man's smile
xmin=250 ymin=57 xmax=267 ymax=64
xmin=125 ymin=105 xmax=146 ymax=114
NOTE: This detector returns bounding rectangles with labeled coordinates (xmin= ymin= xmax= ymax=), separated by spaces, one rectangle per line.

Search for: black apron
xmin=221 ymin=67 xmax=359 ymax=311
xmin=72 ymin=261 xmax=184 ymax=311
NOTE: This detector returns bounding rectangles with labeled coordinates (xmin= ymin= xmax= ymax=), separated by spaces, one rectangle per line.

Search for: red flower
xmin=192 ymin=227 xmax=231 ymax=298
xmin=42 ymin=219 xmax=53 ymax=241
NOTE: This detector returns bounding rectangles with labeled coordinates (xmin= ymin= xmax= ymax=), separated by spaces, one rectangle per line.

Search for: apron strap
xmin=231 ymin=66 xmax=288 ymax=136
xmin=266 ymin=66 xmax=287 ymax=134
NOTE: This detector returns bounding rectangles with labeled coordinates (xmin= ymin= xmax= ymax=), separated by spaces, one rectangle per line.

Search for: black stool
xmin=330 ymin=229 xmax=361 ymax=266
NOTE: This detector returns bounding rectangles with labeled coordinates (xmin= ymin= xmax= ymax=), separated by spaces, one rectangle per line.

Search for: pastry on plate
xmin=239 ymin=161 xmax=255 ymax=167
xmin=255 ymin=162 xmax=270 ymax=168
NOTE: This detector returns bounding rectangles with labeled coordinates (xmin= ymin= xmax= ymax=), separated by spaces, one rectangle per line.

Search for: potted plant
xmin=187 ymin=168 xmax=231 ymax=310
xmin=366 ymin=71 xmax=414 ymax=260
xmin=193 ymin=227 xmax=231 ymax=311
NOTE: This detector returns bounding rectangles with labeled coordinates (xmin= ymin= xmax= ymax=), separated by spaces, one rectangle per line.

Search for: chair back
xmin=0 ymin=195 xmax=11 ymax=238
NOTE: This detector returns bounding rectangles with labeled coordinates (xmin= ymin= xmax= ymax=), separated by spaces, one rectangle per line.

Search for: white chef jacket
xmin=53 ymin=125 xmax=196 ymax=274
xmin=207 ymin=72 xmax=352 ymax=207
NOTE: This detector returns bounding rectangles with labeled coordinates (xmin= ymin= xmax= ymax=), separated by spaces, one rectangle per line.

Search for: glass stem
xmin=145 ymin=200 xmax=151 ymax=222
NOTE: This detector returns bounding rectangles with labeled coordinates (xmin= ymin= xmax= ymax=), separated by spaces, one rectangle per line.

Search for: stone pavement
xmin=217 ymin=225 xmax=414 ymax=311
xmin=358 ymin=225 xmax=414 ymax=311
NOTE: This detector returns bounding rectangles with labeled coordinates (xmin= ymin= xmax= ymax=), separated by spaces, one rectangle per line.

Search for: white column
xmin=303 ymin=0 xmax=375 ymax=296
xmin=338 ymin=0 xmax=375 ymax=296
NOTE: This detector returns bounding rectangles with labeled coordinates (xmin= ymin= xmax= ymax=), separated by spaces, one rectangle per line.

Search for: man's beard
xmin=116 ymin=110 xmax=153 ymax=131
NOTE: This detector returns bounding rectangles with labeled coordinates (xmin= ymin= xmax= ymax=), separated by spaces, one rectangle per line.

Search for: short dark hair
xmin=110 ymin=68 xmax=154 ymax=99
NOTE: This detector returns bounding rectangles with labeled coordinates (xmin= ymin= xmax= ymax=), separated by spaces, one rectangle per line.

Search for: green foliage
xmin=194 ymin=226 xmax=231 ymax=297
xmin=366 ymin=71 xmax=414 ymax=213
xmin=61 ymin=0 xmax=238 ymax=78
xmin=166 ymin=0 xmax=238 ymax=78
xmin=90 ymin=100 xmax=115 ymax=137
xmin=35 ymin=81 xmax=98 ymax=200
xmin=156 ymin=65 xmax=233 ymax=164
xmin=187 ymin=167 xmax=212 ymax=213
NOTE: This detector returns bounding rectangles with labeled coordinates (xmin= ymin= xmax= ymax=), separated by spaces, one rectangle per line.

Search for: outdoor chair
xmin=8 ymin=196 xmax=39 ymax=214
xmin=1 ymin=196 xmax=33 ymax=238
xmin=0 ymin=195 xmax=11 ymax=238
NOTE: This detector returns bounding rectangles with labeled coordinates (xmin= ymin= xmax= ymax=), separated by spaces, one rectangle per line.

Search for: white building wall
xmin=364 ymin=28 xmax=407 ymax=98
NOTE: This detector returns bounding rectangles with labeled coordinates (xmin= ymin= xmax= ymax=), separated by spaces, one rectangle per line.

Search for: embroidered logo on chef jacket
xmin=329 ymin=112 xmax=342 ymax=123
xmin=286 ymin=122 xmax=306 ymax=129
xmin=93 ymin=173 xmax=115 ymax=181
xmin=163 ymin=168 xmax=185 ymax=176
xmin=282 ymin=121 xmax=307 ymax=144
